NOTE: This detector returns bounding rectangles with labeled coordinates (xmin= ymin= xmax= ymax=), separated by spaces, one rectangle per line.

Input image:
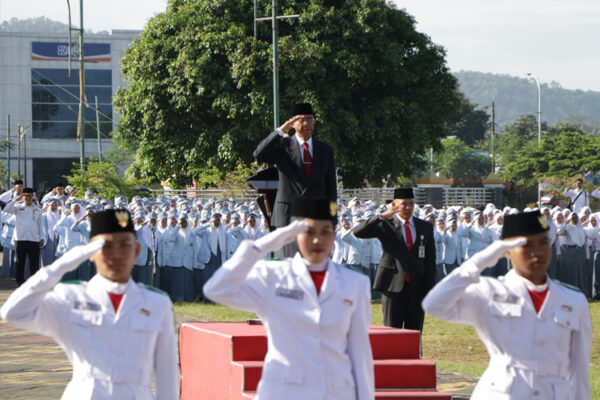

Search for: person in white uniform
xmin=563 ymin=178 xmax=589 ymax=213
xmin=422 ymin=211 xmax=592 ymax=400
xmin=204 ymin=197 xmax=374 ymax=400
xmin=0 ymin=209 xmax=179 ymax=400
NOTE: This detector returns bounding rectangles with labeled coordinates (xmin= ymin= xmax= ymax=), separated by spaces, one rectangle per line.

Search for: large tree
xmin=444 ymin=92 xmax=489 ymax=145
xmin=114 ymin=0 xmax=458 ymax=188
xmin=504 ymin=130 xmax=600 ymax=186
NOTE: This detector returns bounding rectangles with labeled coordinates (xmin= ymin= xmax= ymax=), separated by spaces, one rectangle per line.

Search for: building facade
xmin=0 ymin=30 xmax=140 ymax=192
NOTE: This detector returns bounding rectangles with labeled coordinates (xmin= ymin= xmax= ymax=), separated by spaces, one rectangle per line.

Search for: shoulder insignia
xmin=60 ymin=280 xmax=82 ymax=284
xmin=144 ymin=284 xmax=169 ymax=296
xmin=557 ymin=281 xmax=582 ymax=293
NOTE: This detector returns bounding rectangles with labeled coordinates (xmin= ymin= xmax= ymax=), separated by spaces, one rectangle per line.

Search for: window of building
xmin=33 ymin=157 xmax=78 ymax=193
xmin=31 ymin=68 xmax=112 ymax=139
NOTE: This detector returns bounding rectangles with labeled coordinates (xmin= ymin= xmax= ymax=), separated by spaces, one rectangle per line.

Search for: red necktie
xmin=405 ymin=220 xmax=412 ymax=282
xmin=302 ymin=143 xmax=313 ymax=179
xmin=405 ymin=220 xmax=413 ymax=251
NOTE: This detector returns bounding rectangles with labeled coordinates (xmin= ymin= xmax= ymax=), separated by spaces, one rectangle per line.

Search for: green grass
xmin=174 ymin=300 xmax=600 ymax=398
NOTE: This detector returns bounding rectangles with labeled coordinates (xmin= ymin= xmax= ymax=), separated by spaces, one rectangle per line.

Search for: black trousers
xmin=381 ymin=283 xmax=425 ymax=331
xmin=15 ymin=240 xmax=40 ymax=286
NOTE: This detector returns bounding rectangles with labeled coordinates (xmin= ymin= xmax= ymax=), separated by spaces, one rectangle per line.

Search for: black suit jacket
xmin=353 ymin=215 xmax=436 ymax=298
xmin=253 ymin=131 xmax=337 ymax=227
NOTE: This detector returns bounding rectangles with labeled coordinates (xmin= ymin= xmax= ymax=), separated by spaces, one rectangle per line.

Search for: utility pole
xmin=17 ymin=124 xmax=21 ymax=179
xmin=254 ymin=0 xmax=299 ymax=130
xmin=491 ymin=101 xmax=495 ymax=174
xmin=67 ymin=0 xmax=86 ymax=170
xmin=6 ymin=114 xmax=10 ymax=188
xmin=18 ymin=124 xmax=31 ymax=186
xmin=95 ymin=95 xmax=102 ymax=162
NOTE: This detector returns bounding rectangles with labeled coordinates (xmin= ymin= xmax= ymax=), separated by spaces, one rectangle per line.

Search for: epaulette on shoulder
xmin=60 ymin=280 xmax=82 ymax=285
xmin=143 ymin=284 xmax=169 ymax=297
xmin=557 ymin=280 xmax=583 ymax=293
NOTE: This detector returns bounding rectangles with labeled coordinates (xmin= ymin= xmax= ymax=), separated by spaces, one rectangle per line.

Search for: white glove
xmin=254 ymin=220 xmax=309 ymax=254
xmin=468 ymin=238 xmax=527 ymax=272
xmin=48 ymin=239 xmax=105 ymax=275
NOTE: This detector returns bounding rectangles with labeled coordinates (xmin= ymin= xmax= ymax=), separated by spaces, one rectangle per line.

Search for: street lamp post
xmin=526 ymin=73 xmax=542 ymax=206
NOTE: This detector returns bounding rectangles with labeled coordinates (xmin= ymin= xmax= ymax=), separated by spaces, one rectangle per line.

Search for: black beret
xmin=501 ymin=211 xmax=549 ymax=239
xmin=393 ymin=187 xmax=414 ymax=199
xmin=291 ymin=197 xmax=337 ymax=221
xmin=22 ymin=188 xmax=34 ymax=194
xmin=291 ymin=103 xmax=314 ymax=116
xmin=90 ymin=210 xmax=135 ymax=238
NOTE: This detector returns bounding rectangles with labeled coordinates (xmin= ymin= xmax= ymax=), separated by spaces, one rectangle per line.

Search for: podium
xmin=179 ymin=322 xmax=451 ymax=399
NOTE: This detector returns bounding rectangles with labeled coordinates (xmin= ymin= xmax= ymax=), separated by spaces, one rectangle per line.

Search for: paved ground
xmin=0 ymin=276 xmax=476 ymax=399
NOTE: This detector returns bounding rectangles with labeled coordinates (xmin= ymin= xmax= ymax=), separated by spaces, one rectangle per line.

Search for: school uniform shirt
xmin=461 ymin=224 xmax=493 ymax=258
xmin=563 ymin=188 xmax=589 ymax=214
xmin=3 ymin=199 xmax=44 ymax=243
xmin=441 ymin=230 xmax=462 ymax=265
xmin=204 ymin=241 xmax=374 ymax=400
xmin=423 ymin=267 xmax=591 ymax=400
xmin=0 ymin=267 xmax=179 ymax=400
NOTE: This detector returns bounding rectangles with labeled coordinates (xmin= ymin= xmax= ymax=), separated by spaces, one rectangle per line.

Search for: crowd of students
xmin=1 ymin=182 xmax=598 ymax=301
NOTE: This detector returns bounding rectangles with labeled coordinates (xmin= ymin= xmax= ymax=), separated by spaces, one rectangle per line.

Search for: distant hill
xmin=0 ymin=17 xmax=109 ymax=35
xmin=454 ymin=71 xmax=600 ymax=132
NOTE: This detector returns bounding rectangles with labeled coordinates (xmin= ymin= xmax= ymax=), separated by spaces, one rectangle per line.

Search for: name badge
xmin=276 ymin=287 xmax=304 ymax=301
xmin=492 ymin=293 xmax=520 ymax=304
xmin=418 ymin=235 xmax=425 ymax=258
xmin=73 ymin=301 xmax=101 ymax=311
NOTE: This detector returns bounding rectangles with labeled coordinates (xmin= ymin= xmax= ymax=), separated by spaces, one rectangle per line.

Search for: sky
xmin=2 ymin=0 xmax=599 ymax=91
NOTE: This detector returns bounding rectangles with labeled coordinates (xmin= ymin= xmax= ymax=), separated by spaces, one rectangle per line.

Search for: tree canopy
xmin=113 ymin=0 xmax=459 ymax=188
xmin=503 ymin=130 xmax=600 ymax=187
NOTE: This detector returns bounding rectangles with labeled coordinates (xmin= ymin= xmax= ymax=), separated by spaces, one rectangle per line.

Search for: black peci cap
xmin=291 ymin=197 xmax=337 ymax=222
xmin=291 ymin=103 xmax=314 ymax=116
xmin=393 ymin=187 xmax=414 ymax=199
xmin=22 ymin=188 xmax=34 ymax=194
xmin=90 ymin=210 xmax=135 ymax=238
xmin=501 ymin=211 xmax=549 ymax=239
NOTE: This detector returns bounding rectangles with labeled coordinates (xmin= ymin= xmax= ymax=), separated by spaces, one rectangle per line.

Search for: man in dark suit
xmin=253 ymin=103 xmax=337 ymax=255
xmin=353 ymin=188 xmax=435 ymax=331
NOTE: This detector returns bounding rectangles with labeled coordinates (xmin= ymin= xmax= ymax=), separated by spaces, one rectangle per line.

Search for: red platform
xmin=179 ymin=322 xmax=451 ymax=399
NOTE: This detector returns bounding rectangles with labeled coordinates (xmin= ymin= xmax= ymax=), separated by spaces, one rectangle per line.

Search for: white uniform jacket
xmin=0 ymin=270 xmax=179 ymax=400
xmin=422 ymin=267 xmax=591 ymax=400
xmin=204 ymin=241 xmax=375 ymax=400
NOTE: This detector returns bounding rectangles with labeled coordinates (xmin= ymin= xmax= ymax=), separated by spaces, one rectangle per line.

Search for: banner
xmin=32 ymin=42 xmax=111 ymax=62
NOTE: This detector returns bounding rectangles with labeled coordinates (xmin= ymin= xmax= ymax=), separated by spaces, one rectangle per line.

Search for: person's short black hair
xmin=56 ymin=183 xmax=65 ymax=187
xmin=576 ymin=178 xmax=583 ymax=182
xmin=13 ymin=179 xmax=23 ymax=185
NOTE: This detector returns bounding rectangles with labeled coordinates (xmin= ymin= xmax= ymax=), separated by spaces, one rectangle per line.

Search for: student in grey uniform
xmin=423 ymin=211 xmax=592 ymax=399
xmin=204 ymin=197 xmax=374 ymax=400
xmin=0 ymin=210 xmax=179 ymax=399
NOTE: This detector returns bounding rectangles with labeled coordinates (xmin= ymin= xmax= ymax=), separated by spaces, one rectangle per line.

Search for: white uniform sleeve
xmin=0 ymin=264 xmax=66 ymax=336
xmin=154 ymin=303 xmax=180 ymax=400
xmin=3 ymin=199 xmax=17 ymax=214
xmin=0 ymin=190 xmax=14 ymax=203
xmin=347 ymin=277 xmax=375 ymax=400
xmin=592 ymin=188 xmax=600 ymax=200
xmin=570 ymin=298 xmax=592 ymax=400
xmin=0 ymin=241 xmax=103 ymax=335
xmin=421 ymin=260 xmax=485 ymax=325
xmin=203 ymin=240 xmax=268 ymax=314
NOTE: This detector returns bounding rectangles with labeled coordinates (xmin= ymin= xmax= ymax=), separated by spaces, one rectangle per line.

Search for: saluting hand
xmin=380 ymin=202 xmax=402 ymax=220
xmin=278 ymin=115 xmax=304 ymax=134
xmin=469 ymin=238 xmax=527 ymax=271
xmin=254 ymin=220 xmax=309 ymax=253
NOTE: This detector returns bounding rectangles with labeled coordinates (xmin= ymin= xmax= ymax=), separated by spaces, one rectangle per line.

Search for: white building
xmin=0 ymin=29 xmax=140 ymax=192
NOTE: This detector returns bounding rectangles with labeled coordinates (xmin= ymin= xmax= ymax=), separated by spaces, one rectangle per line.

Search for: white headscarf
xmin=45 ymin=200 xmax=62 ymax=240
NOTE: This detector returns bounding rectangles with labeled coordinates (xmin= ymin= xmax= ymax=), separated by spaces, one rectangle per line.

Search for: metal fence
xmin=149 ymin=187 xmax=499 ymax=208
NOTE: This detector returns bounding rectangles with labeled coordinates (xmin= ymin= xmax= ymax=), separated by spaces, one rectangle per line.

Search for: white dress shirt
xmin=395 ymin=215 xmax=416 ymax=246
xmin=275 ymin=129 xmax=313 ymax=161
xmin=3 ymin=199 xmax=44 ymax=243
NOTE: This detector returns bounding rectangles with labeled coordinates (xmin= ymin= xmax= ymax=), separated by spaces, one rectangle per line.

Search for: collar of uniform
xmin=94 ymin=273 xmax=131 ymax=295
xmin=87 ymin=274 xmax=141 ymax=318
xmin=301 ymin=257 xmax=328 ymax=272
xmin=291 ymin=254 xmax=340 ymax=301
xmin=395 ymin=214 xmax=413 ymax=228
xmin=513 ymin=272 xmax=549 ymax=292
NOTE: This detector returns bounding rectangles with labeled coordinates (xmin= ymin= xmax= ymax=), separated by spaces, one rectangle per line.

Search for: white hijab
xmin=45 ymin=201 xmax=62 ymax=240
